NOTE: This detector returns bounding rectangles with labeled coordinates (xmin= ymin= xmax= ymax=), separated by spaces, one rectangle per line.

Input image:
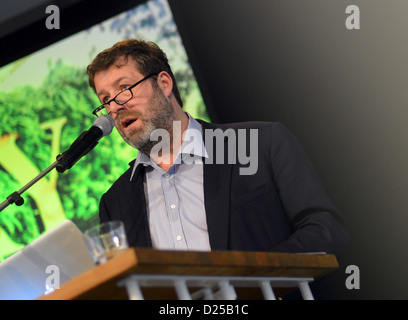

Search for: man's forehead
xmin=95 ymin=58 xmax=141 ymax=82
xmin=94 ymin=60 xmax=142 ymax=96
xmin=113 ymin=55 xmax=139 ymax=69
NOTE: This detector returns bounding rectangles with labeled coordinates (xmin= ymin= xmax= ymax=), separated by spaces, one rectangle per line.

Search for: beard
xmin=116 ymin=87 xmax=176 ymax=154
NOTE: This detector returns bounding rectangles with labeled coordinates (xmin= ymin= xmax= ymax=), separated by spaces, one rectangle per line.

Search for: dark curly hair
xmin=87 ymin=39 xmax=183 ymax=107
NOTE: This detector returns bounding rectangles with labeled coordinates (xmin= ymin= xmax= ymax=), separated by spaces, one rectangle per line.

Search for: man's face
xmin=93 ymin=58 xmax=175 ymax=153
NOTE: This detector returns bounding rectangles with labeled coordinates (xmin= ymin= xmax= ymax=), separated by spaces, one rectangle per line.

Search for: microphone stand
xmin=0 ymin=155 xmax=63 ymax=212
xmin=0 ymin=114 xmax=114 ymax=213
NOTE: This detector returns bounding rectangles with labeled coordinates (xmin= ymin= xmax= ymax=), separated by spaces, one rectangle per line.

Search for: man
xmin=87 ymin=39 xmax=348 ymax=257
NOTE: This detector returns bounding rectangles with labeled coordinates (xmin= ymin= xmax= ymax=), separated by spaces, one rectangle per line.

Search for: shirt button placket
xmin=162 ymin=171 xmax=186 ymax=249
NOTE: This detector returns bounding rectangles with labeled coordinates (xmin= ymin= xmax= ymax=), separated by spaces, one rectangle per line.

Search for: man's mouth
xmin=120 ymin=117 xmax=138 ymax=129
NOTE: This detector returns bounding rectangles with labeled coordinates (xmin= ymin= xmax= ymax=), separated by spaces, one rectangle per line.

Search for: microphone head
xmin=92 ymin=114 xmax=115 ymax=136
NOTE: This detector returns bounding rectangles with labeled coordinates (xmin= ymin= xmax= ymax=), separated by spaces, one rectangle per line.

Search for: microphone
xmin=56 ymin=114 xmax=115 ymax=173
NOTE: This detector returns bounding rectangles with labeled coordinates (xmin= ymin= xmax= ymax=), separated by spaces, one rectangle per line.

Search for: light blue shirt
xmin=130 ymin=114 xmax=211 ymax=251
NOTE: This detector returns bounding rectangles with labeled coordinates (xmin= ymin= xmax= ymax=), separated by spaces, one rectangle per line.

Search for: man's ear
xmin=157 ymin=71 xmax=173 ymax=98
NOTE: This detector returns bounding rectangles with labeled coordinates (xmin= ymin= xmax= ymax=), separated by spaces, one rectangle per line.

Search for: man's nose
xmin=109 ymin=101 xmax=129 ymax=118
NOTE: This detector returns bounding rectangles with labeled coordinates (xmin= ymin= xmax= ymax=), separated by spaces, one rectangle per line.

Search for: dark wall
xmin=169 ymin=0 xmax=408 ymax=299
xmin=2 ymin=0 xmax=408 ymax=299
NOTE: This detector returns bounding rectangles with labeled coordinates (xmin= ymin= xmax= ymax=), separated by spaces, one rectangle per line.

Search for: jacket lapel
xmin=200 ymin=121 xmax=233 ymax=250
xmin=129 ymin=162 xmax=152 ymax=247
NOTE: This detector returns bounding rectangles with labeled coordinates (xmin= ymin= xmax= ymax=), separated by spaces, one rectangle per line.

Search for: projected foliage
xmin=0 ymin=0 xmax=209 ymax=260
xmin=0 ymin=61 xmax=134 ymax=257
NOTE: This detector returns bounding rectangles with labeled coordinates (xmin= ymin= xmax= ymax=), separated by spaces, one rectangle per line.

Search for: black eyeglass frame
xmin=92 ymin=72 xmax=160 ymax=117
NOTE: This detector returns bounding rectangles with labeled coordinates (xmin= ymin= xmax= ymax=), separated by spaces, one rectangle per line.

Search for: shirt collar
xmin=130 ymin=113 xmax=208 ymax=181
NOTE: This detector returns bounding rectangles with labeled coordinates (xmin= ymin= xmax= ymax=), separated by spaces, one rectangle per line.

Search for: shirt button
xmin=176 ymin=235 xmax=182 ymax=241
xmin=165 ymin=174 xmax=170 ymax=179
xmin=170 ymin=204 xmax=176 ymax=210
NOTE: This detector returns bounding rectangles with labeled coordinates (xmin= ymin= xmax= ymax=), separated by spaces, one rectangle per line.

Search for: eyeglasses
xmin=92 ymin=72 xmax=159 ymax=117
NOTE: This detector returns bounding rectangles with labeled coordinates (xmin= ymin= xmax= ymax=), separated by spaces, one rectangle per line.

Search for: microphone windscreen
xmin=93 ymin=114 xmax=115 ymax=136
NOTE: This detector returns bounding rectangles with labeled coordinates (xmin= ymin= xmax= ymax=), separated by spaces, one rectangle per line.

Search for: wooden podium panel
xmin=38 ymin=248 xmax=338 ymax=300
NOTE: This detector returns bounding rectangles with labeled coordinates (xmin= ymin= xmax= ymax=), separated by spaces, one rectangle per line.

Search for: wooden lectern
xmin=38 ymin=248 xmax=338 ymax=300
